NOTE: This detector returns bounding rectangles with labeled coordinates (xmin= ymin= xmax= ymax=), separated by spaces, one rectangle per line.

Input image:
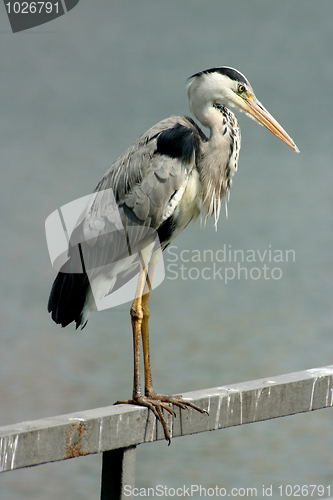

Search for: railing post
xmin=100 ymin=445 xmax=137 ymax=500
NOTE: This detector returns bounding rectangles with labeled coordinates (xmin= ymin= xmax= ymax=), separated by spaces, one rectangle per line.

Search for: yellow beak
xmin=243 ymin=96 xmax=299 ymax=153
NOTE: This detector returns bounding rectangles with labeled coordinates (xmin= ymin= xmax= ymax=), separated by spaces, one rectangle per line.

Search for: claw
xmin=114 ymin=393 xmax=207 ymax=443
xmin=159 ymin=403 xmax=175 ymax=416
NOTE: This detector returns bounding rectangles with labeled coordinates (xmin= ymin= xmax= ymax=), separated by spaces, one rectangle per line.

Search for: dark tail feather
xmin=48 ymin=271 xmax=90 ymax=329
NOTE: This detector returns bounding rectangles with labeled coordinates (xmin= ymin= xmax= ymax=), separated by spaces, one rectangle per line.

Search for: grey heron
xmin=48 ymin=67 xmax=299 ymax=443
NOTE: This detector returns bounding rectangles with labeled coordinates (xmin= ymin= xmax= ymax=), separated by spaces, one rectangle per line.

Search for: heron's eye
xmin=238 ymin=85 xmax=246 ymax=93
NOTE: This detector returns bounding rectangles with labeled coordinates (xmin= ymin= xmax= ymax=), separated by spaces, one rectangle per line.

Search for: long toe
xmin=148 ymin=393 xmax=209 ymax=415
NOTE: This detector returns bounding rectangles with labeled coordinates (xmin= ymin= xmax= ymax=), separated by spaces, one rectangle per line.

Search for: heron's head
xmin=188 ymin=67 xmax=299 ymax=152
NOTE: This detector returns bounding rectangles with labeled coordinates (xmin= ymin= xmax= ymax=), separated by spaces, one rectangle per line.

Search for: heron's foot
xmin=115 ymin=393 xmax=208 ymax=444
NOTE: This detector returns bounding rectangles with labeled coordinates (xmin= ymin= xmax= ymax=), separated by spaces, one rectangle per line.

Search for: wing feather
xmin=65 ymin=116 xmax=205 ymax=278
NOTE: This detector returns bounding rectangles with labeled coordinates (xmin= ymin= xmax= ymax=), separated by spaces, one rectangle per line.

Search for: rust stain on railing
xmin=65 ymin=420 xmax=90 ymax=459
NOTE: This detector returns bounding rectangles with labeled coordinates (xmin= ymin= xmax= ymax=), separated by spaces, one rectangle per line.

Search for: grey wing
xmin=66 ymin=116 xmax=205 ymax=277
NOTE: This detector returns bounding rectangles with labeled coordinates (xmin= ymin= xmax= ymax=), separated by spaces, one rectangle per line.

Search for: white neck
xmin=188 ymin=73 xmax=235 ymax=131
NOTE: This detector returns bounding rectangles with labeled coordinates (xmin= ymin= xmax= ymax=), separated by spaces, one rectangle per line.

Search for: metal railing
xmin=1 ymin=366 xmax=333 ymax=499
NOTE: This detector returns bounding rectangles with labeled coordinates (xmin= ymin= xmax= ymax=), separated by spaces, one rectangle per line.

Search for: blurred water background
xmin=1 ymin=1 xmax=333 ymax=498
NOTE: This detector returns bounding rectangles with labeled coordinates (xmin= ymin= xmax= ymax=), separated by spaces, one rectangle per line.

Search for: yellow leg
xmin=130 ymin=266 xmax=146 ymax=399
xmin=141 ymin=262 xmax=155 ymax=396
xmin=115 ymin=257 xmax=208 ymax=444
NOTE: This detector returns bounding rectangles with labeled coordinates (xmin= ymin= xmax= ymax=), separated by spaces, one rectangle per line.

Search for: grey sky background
xmin=1 ymin=2 xmax=333 ymax=498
